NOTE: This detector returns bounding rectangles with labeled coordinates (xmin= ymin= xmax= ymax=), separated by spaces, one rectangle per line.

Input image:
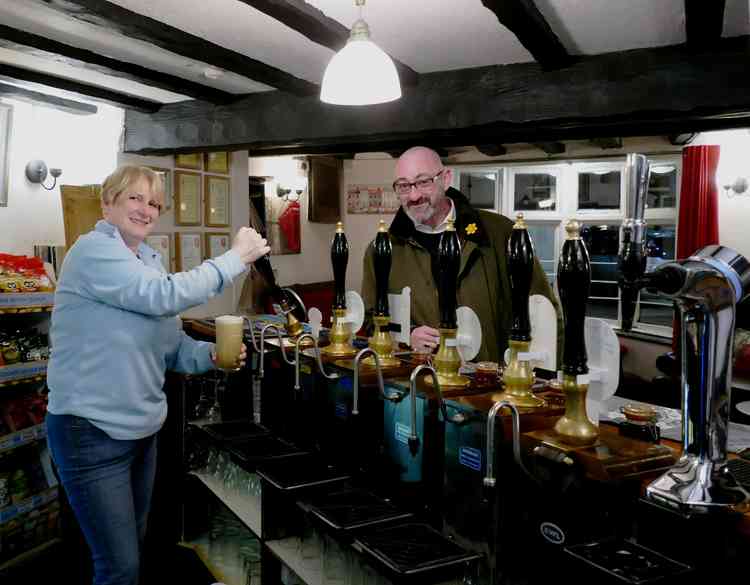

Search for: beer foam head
xmin=215 ymin=315 xmax=243 ymax=326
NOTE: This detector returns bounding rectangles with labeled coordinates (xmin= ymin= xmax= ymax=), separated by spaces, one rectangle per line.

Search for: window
xmin=578 ymin=170 xmax=621 ymax=210
xmin=637 ymin=224 xmax=677 ymax=328
xmin=454 ymin=155 xmax=680 ymax=338
xmin=459 ymin=171 xmax=498 ymax=209
xmin=648 ymin=165 xmax=678 ymax=209
xmin=512 ymin=170 xmax=557 ymax=212
xmin=527 ymin=223 xmax=557 ymax=287
xmin=580 ymin=224 xmax=620 ymax=321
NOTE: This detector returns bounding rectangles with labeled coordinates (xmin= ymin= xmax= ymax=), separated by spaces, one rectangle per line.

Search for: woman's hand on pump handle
xmin=232 ymin=227 xmax=270 ymax=265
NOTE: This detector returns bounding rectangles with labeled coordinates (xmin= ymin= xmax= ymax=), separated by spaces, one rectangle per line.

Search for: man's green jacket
xmin=361 ymin=188 xmax=561 ymax=363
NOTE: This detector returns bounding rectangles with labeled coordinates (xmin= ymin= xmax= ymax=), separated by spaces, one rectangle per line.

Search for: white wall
xmin=119 ymin=150 xmax=250 ymax=319
xmin=693 ymin=129 xmax=750 ymax=260
xmin=340 ymin=154 xmax=397 ymax=293
xmin=249 ymin=155 xmax=338 ymax=287
xmin=0 ymin=98 xmax=123 ymax=254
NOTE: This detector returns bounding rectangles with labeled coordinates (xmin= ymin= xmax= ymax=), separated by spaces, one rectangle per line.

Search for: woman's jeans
xmin=46 ymin=413 xmax=157 ymax=585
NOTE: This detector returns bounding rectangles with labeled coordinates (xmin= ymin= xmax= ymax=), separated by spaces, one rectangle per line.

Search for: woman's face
xmin=102 ymin=176 xmax=162 ymax=251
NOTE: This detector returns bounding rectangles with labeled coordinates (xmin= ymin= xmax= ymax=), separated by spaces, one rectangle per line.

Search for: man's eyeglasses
xmin=392 ymin=169 xmax=445 ymax=195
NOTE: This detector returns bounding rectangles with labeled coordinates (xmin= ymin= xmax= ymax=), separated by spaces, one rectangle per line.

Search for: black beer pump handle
xmin=331 ymin=222 xmax=349 ymax=310
xmin=254 ymin=254 xmax=284 ymax=303
xmin=373 ymin=220 xmax=392 ymax=317
xmin=557 ymin=220 xmax=590 ymax=376
xmin=437 ymin=219 xmax=461 ymax=329
xmin=508 ymin=214 xmax=534 ymax=342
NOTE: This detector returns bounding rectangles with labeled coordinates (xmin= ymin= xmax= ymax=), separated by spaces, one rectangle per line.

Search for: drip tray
xmin=257 ymin=455 xmax=350 ymax=491
xmin=227 ymin=436 xmax=308 ymax=472
xmin=726 ymin=458 xmax=750 ymax=490
xmin=302 ymin=488 xmax=413 ymax=531
xmin=200 ymin=420 xmax=270 ymax=443
xmin=353 ymin=522 xmax=480 ymax=577
xmin=565 ymin=539 xmax=692 ymax=584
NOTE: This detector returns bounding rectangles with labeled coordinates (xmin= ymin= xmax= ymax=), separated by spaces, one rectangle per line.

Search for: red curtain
xmin=676 ymin=145 xmax=720 ymax=258
xmin=672 ymin=145 xmax=721 ymax=351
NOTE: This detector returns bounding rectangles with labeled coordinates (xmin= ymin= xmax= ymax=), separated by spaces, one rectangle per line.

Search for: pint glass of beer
xmin=215 ymin=315 xmax=244 ymax=370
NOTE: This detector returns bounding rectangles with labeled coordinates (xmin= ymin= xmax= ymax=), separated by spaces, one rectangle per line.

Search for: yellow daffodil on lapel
xmin=466 ymin=223 xmax=478 ymax=235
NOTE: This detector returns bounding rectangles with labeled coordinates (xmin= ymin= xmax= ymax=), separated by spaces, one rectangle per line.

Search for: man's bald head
xmin=393 ymin=146 xmax=452 ymax=228
xmin=395 ymin=146 xmax=443 ymax=179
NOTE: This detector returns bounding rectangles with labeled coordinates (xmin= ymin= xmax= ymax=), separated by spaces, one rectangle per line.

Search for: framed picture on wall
xmin=175 ymin=232 xmax=203 ymax=272
xmin=175 ymin=153 xmax=203 ymax=170
xmin=174 ymin=171 xmax=202 ymax=226
xmin=144 ymin=233 xmax=172 ymax=272
xmin=205 ymin=152 xmax=230 ymax=174
xmin=204 ymin=232 xmax=231 ymax=259
xmin=204 ymin=175 xmax=231 ymax=227
xmin=148 ymin=167 xmax=172 ymax=211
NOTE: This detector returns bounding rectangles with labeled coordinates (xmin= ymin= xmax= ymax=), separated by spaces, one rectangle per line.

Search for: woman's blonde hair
xmin=100 ymin=166 xmax=165 ymax=210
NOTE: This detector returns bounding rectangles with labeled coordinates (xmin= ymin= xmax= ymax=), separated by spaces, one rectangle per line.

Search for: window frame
xmin=453 ymin=154 xmax=681 ymax=340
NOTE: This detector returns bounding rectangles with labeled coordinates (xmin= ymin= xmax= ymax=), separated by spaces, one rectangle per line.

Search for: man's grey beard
xmin=405 ymin=202 xmax=436 ymax=226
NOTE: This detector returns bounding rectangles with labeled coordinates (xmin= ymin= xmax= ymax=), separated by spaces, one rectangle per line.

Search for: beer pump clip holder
xmin=308 ymin=307 xmax=323 ymax=340
xmin=455 ymin=306 xmax=482 ymax=362
xmin=387 ymin=286 xmax=412 ymax=344
xmin=582 ymin=317 xmax=620 ymax=425
xmin=503 ymin=294 xmax=557 ymax=370
xmin=331 ymin=290 xmax=365 ymax=333
xmin=307 ymin=292 xmax=363 ymax=341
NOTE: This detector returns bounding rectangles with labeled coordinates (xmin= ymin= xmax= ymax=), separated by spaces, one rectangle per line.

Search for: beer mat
xmin=248 ymin=313 xmax=311 ymax=335
xmin=603 ymin=396 xmax=750 ymax=453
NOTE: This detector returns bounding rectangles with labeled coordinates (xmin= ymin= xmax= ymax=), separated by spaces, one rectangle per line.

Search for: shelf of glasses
xmin=266 ymin=537 xmax=323 ymax=585
xmin=181 ymin=538 xmax=247 ymax=585
xmin=190 ymin=470 xmax=262 ymax=537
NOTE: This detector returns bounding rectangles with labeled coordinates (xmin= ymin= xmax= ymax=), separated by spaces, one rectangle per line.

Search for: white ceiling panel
xmin=537 ymin=0 xmax=686 ymax=54
xmin=0 ymin=0 xmax=275 ymax=95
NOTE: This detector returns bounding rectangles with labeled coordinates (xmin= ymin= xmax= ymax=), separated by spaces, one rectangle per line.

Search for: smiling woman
xmin=100 ymin=166 xmax=165 ymax=252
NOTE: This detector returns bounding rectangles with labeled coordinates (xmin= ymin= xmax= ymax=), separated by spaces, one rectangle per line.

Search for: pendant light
xmin=320 ymin=0 xmax=401 ymax=106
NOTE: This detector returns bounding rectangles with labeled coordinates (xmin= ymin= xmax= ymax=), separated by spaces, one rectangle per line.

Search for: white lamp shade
xmin=320 ymin=39 xmax=401 ymax=105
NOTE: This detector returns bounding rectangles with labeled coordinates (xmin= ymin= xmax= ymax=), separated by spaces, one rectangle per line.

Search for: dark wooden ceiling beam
xmin=123 ymin=36 xmax=750 ymax=155
xmin=235 ymin=0 xmax=418 ymax=86
xmin=43 ymin=0 xmax=318 ymax=96
xmin=533 ymin=142 xmax=565 ymax=155
xmin=0 ymin=24 xmax=236 ymax=104
xmin=0 ymin=63 xmax=160 ymax=113
xmin=589 ymin=137 xmax=623 ymax=150
xmin=480 ymin=0 xmax=573 ymax=69
xmin=685 ymin=0 xmax=726 ymax=51
xmin=476 ymin=144 xmax=507 ymax=157
xmin=0 ymin=81 xmax=97 ymax=115
xmin=668 ymin=132 xmax=697 ymax=146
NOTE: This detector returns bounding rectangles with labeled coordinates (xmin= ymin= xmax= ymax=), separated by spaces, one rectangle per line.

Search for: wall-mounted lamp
xmin=25 ymin=160 xmax=62 ymax=191
xmin=723 ymin=177 xmax=748 ymax=198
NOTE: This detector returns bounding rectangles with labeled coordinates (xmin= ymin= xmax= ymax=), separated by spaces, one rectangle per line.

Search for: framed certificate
xmin=204 ymin=175 xmax=231 ymax=227
xmin=204 ymin=232 xmax=231 ymax=259
xmin=175 ymin=232 xmax=203 ymax=272
xmin=174 ymin=171 xmax=202 ymax=226
xmin=144 ymin=233 xmax=172 ymax=272
xmin=175 ymin=153 xmax=203 ymax=170
xmin=147 ymin=167 xmax=172 ymax=211
xmin=205 ymin=151 xmax=230 ymax=174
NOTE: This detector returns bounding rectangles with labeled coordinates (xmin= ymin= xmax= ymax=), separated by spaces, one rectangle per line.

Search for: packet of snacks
xmin=0 ymin=254 xmax=54 ymax=293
